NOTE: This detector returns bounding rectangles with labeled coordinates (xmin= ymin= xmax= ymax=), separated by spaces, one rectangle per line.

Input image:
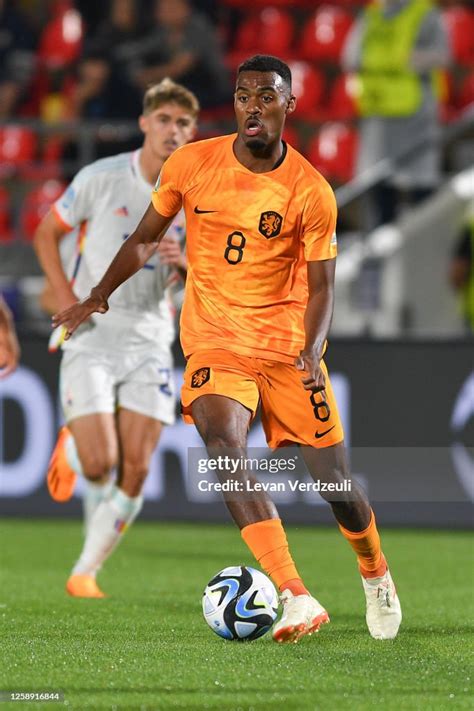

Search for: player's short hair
xmin=143 ymin=78 xmax=200 ymax=119
xmin=237 ymin=55 xmax=292 ymax=91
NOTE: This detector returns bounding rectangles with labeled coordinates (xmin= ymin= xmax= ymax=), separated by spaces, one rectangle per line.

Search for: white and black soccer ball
xmin=202 ymin=566 xmax=279 ymax=641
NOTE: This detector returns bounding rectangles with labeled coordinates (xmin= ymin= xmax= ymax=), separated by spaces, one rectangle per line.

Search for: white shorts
xmin=59 ymin=348 xmax=176 ymax=424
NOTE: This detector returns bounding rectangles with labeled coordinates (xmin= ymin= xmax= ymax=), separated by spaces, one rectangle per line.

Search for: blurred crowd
xmin=1 ymin=1 xmax=472 ymax=148
xmin=0 ymin=0 xmax=473 ymax=303
xmin=0 ymin=0 xmax=232 ymax=120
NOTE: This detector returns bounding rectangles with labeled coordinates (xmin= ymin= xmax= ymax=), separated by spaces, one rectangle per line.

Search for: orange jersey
xmin=151 ymin=134 xmax=337 ymax=363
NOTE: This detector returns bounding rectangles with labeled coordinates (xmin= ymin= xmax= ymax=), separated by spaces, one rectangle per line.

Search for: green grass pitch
xmin=0 ymin=520 xmax=472 ymax=710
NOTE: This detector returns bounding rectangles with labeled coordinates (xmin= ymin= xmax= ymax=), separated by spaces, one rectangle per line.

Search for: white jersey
xmin=53 ymin=149 xmax=184 ymax=354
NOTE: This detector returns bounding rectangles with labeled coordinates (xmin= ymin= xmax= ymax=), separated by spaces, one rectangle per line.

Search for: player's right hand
xmin=52 ymin=290 xmax=108 ymax=340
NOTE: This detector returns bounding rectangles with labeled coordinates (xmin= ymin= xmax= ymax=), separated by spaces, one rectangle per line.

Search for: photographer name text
xmin=197 ymin=479 xmax=352 ymax=493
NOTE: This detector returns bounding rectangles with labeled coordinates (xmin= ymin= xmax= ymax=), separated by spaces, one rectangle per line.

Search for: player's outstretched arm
xmin=0 ymin=296 xmax=20 ymax=378
xmin=34 ymin=211 xmax=78 ymax=313
xmin=52 ymin=204 xmax=174 ymax=338
xmin=295 ymin=259 xmax=336 ymax=392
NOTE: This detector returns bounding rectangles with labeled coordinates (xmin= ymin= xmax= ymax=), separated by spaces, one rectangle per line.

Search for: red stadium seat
xmin=329 ymin=0 xmax=369 ymax=6
xmin=458 ymin=71 xmax=474 ymax=111
xmin=439 ymin=69 xmax=457 ymax=123
xmin=253 ymin=7 xmax=295 ymax=57
xmin=38 ymin=2 xmax=83 ymax=69
xmin=300 ymin=6 xmax=353 ymax=64
xmin=0 ymin=127 xmax=37 ymax=176
xmin=282 ymin=123 xmax=301 ymax=152
xmin=442 ymin=8 xmax=474 ymax=67
xmin=306 ymin=122 xmax=358 ymax=184
xmin=0 ymin=186 xmax=13 ymax=243
xmin=20 ymin=180 xmax=66 ymax=241
xmin=42 ymin=136 xmax=64 ymax=164
xmin=233 ymin=14 xmax=258 ymax=54
xmin=39 ymin=136 xmax=64 ymax=179
xmin=440 ymin=70 xmax=474 ymax=122
xmin=288 ymin=61 xmax=325 ymax=120
xmin=228 ymin=8 xmax=295 ymax=68
xmin=327 ymin=73 xmax=358 ymax=120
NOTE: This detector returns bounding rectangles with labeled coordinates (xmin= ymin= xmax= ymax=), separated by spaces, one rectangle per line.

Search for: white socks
xmin=83 ymin=478 xmax=114 ymax=533
xmin=64 ymin=433 xmax=143 ymax=578
xmin=65 ymin=433 xmax=83 ymax=475
xmin=72 ymin=486 xmax=143 ymax=577
xmin=64 ymin=432 xmax=114 ymax=532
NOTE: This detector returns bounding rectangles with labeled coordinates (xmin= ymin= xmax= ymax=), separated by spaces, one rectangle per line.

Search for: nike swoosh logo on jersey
xmin=315 ymin=425 xmax=336 ymax=439
xmin=194 ymin=206 xmax=218 ymax=214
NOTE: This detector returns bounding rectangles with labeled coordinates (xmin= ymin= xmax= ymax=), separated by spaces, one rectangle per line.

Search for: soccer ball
xmin=202 ymin=565 xmax=279 ymax=641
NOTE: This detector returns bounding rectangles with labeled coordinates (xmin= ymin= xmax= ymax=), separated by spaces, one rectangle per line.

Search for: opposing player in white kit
xmin=34 ymin=79 xmax=198 ymax=598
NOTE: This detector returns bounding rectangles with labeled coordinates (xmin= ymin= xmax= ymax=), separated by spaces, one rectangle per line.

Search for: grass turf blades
xmin=0 ymin=520 xmax=472 ymax=710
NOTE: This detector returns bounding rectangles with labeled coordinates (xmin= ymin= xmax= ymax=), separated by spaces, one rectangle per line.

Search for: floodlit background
xmin=0 ymin=0 xmax=473 ymax=523
xmin=0 ymin=3 xmax=473 ymax=709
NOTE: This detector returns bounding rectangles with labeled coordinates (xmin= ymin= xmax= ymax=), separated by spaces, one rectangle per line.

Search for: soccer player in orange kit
xmin=52 ymin=55 xmax=402 ymax=643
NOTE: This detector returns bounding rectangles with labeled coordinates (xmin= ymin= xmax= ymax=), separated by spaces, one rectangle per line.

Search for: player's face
xmin=234 ymin=71 xmax=295 ymax=153
xmin=140 ymin=102 xmax=196 ymax=161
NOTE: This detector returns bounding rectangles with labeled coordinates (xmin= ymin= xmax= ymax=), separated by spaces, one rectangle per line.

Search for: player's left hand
xmin=295 ymin=350 xmax=326 ymax=392
xmin=0 ymin=326 xmax=20 ymax=378
xmin=157 ymin=236 xmax=186 ymax=271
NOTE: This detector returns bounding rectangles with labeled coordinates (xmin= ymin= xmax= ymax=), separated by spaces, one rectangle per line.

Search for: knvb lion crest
xmin=191 ymin=367 xmax=210 ymax=388
xmin=259 ymin=211 xmax=283 ymax=239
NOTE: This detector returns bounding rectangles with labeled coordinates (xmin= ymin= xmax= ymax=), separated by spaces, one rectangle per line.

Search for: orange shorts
xmin=181 ymin=349 xmax=344 ymax=449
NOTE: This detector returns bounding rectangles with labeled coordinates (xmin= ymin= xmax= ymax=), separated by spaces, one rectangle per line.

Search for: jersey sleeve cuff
xmin=52 ymin=205 xmax=74 ymax=232
xmin=304 ymin=245 xmax=338 ymax=261
xmin=151 ymin=190 xmax=179 ymax=218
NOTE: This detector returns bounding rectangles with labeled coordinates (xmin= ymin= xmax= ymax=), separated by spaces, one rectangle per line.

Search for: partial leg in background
xmin=66 ymin=410 xmax=162 ymax=598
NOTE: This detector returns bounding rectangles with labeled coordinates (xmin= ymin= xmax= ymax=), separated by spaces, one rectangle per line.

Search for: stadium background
xmin=0 ymin=0 xmax=472 ymax=526
xmin=0 ymin=2 xmax=473 ymax=710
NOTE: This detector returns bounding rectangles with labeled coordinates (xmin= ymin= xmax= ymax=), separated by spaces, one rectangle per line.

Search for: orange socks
xmin=241 ymin=518 xmax=309 ymax=595
xmin=241 ymin=513 xmax=386 ymax=591
xmin=338 ymin=509 xmax=387 ymax=578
